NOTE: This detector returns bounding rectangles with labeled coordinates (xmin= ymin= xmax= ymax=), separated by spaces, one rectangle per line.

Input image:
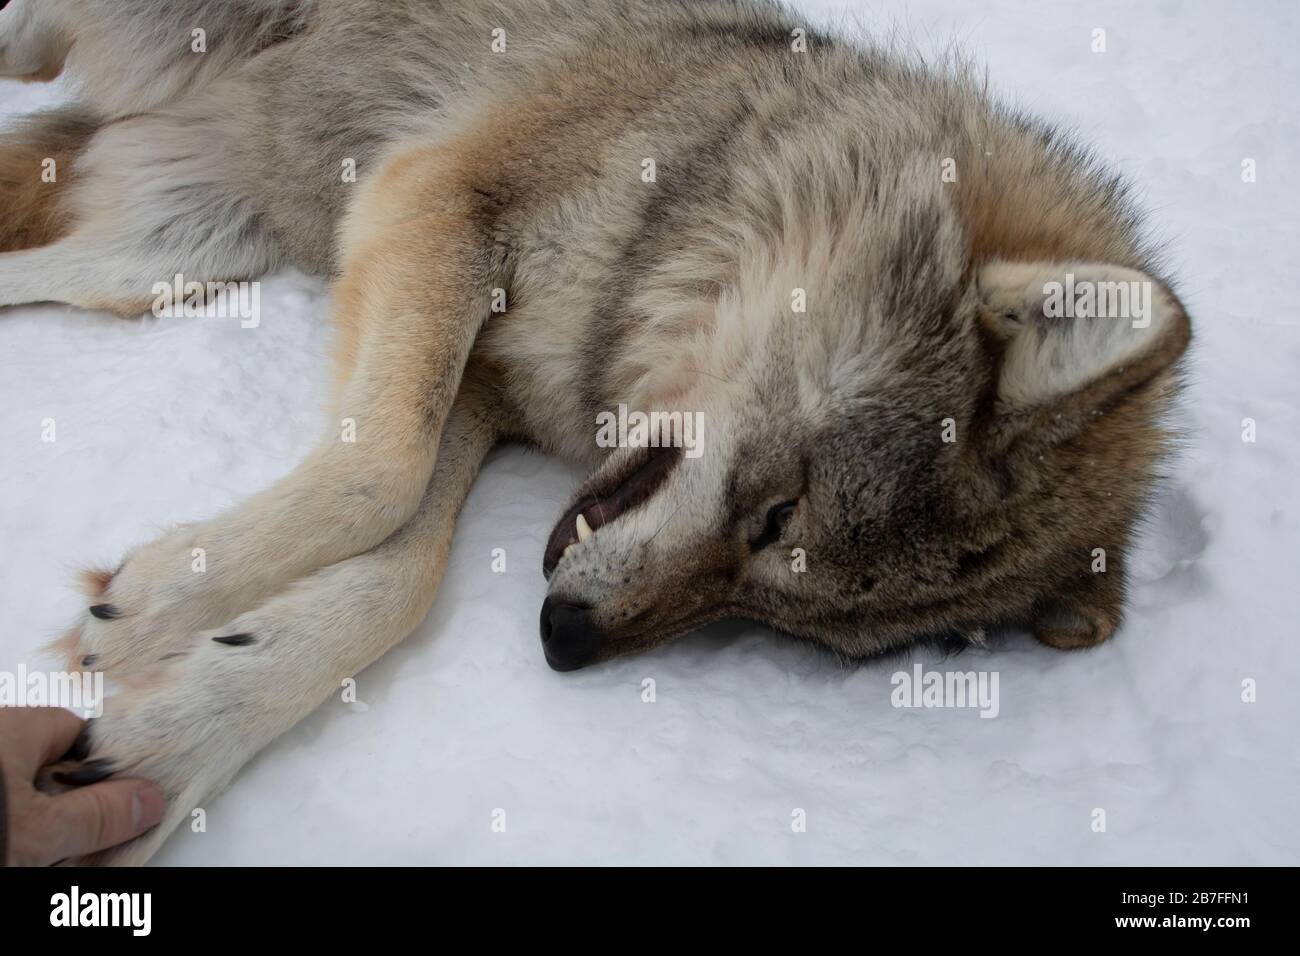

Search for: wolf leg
xmin=0 ymin=108 xmax=98 ymax=253
xmin=54 ymin=383 xmax=503 ymax=865
xmin=0 ymin=109 xmax=280 ymax=314
xmin=0 ymin=0 xmax=70 ymax=81
xmin=4 ymin=0 xmax=310 ymax=115
xmin=69 ymin=142 xmax=503 ymax=670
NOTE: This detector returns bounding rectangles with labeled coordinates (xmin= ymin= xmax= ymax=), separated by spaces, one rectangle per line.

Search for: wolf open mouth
xmin=542 ymin=444 xmax=683 ymax=577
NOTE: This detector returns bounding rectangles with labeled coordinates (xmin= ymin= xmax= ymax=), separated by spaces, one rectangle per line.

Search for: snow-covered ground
xmin=1 ymin=0 xmax=1296 ymax=865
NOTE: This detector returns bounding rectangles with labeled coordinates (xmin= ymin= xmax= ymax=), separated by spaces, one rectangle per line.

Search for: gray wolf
xmin=0 ymin=0 xmax=1191 ymax=863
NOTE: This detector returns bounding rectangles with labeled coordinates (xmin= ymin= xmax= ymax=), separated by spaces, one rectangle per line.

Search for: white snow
xmin=1 ymin=0 xmax=1296 ymax=865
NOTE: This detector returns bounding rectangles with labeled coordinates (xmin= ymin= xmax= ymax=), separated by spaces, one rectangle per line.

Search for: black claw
xmin=81 ymin=654 xmax=98 ymax=668
xmin=52 ymin=758 xmax=115 ymax=787
xmin=88 ymin=604 xmax=121 ymax=620
xmin=212 ymin=633 xmax=256 ymax=646
xmin=59 ymin=725 xmax=93 ymax=763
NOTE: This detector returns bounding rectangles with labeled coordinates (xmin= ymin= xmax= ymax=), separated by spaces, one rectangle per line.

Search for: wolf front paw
xmin=62 ymin=523 xmax=245 ymax=673
xmin=48 ymin=644 xmax=267 ymax=866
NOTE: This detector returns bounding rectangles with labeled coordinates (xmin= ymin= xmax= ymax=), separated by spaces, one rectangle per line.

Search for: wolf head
xmin=539 ymin=135 xmax=1190 ymax=671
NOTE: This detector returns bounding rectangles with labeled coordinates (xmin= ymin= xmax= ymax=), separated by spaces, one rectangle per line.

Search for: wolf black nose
xmin=539 ymin=597 xmax=601 ymax=671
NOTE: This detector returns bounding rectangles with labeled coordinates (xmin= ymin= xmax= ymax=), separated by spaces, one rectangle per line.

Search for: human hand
xmin=0 ymin=707 xmax=165 ymax=865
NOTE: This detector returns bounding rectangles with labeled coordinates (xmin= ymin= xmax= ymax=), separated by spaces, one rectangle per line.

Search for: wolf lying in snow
xmin=0 ymin=0 xmax=1190 ymax=863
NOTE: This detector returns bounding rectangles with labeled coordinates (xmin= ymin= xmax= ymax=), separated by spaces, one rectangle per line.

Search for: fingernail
xmin=131 ymin=786 xmax=166 ymax=831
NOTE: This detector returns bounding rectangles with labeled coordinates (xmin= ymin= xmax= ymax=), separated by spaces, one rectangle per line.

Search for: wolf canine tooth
xmin=576 ymin=513 xmax=593 ymax=542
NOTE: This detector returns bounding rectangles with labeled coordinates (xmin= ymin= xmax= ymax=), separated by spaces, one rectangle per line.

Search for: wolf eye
xmin=752 ymin=499 xmax=798 ymax=551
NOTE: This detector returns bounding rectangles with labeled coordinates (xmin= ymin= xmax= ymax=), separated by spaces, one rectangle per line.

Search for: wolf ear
xmin=977 ymin=260 xmax=1190 ymax=438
